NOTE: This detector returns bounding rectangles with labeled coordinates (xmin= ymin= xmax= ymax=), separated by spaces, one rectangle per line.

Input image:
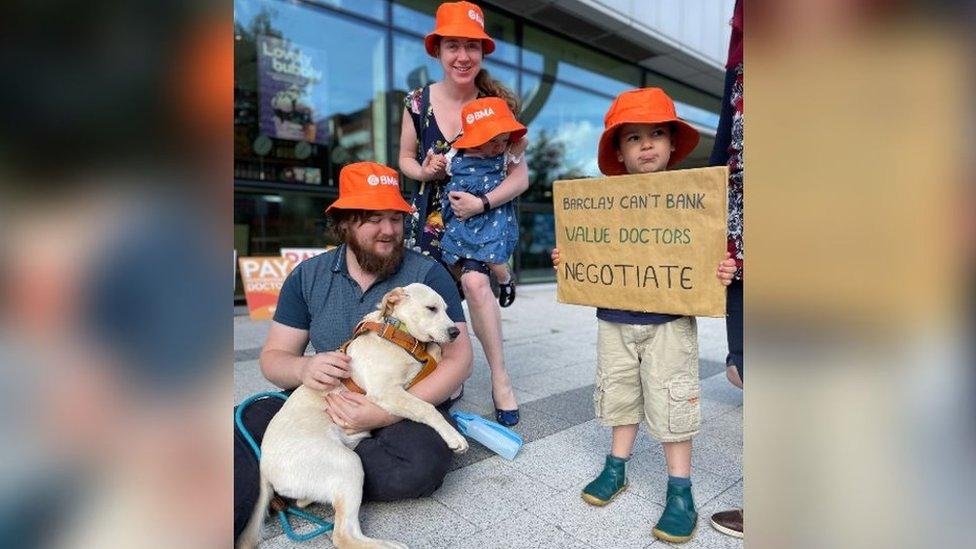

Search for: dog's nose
xmin=447 ymin=326 xmax=460 ymax=340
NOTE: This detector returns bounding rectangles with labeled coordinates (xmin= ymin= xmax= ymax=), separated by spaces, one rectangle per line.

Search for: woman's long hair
xmin=475 ymin=68 xmax=520 ymax=117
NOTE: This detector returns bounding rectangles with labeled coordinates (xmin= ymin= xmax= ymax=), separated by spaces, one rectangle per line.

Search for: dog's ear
xmin=380 ymin=287 xmax=407 ymax=317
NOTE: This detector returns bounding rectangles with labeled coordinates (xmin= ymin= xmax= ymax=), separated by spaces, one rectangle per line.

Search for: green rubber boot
xmin=581 ymin=455 xmax=628 ymax=506
xmin=652 ymin=482 xmax=698 ymax=543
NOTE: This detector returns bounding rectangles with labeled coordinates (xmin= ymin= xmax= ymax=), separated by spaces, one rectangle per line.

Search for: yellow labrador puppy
xmin=238 ymin=283 xmax=468 ymax=549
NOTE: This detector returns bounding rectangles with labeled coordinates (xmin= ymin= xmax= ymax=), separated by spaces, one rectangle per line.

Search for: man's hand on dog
xmin=324 ymin=391 xmax=396 ymax=434
xmin=302 ymin=351 xmax=351 ymax=391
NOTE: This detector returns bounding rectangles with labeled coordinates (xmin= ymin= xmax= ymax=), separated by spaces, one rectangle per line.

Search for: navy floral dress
xmin=439 ymin=152 xmax=518 ymax=267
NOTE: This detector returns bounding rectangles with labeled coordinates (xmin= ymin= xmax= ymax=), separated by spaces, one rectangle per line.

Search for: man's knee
xmin=372 ymin=457 xmax=450 ymax=500
xmin=361 ymin=421 xmax=453 ymax=501
xmin=239 ymin=396 xmax=285 ymax=445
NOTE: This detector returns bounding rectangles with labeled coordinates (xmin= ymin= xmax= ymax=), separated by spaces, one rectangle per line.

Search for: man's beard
xmin=347 ymin=234 xmax=404 ymax=279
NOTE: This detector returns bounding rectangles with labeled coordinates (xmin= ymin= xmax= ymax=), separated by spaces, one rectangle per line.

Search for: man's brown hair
xmin=326 ymin=208 xmax=369 ymax=243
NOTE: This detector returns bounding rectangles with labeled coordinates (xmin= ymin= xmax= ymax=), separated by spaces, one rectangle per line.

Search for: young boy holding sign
xmin=551 ymin=88 xmax=736 ymax=543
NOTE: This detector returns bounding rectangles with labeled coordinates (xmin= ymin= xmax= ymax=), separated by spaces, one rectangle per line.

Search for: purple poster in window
xmin=257 ymin=35 xmax=329 ymax=144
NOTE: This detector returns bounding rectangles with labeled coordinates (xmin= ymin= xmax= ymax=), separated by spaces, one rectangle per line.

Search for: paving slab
xmin=527 ymin=483 xmax=664 ymax=549
xmin=432 ymin=456 xmax=559 ymax=530
xmin=447 ymin=511 xmax=593 ymax=549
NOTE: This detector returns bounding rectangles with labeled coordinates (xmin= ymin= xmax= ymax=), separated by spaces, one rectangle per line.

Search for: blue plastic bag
xmin=451 ymin=410 xmax=524 ymax=460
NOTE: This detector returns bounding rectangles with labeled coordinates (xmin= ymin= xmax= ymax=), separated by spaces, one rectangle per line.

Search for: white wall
xmin=582 ymin=0 xmax=734 ymax=68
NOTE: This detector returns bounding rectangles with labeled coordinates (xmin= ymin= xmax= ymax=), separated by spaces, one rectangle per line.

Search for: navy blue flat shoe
xmin=495 ymin=408 xmax=520 ymax=426
xmin=492 ymin=396 xmax=520 ymax=426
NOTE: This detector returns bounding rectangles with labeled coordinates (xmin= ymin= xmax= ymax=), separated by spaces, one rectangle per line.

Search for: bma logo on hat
xmin=366 ymin=174 xmax=398 ymax=186
xmin=468 ymin=9 xmax=484 ymax=27
xmin=466 ymin=107 xmax=495 ymax=126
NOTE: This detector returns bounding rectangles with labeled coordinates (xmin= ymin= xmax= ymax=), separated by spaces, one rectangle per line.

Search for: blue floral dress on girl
xmin=437 ymin=96 xmax=526 ymax=307
xmin=439 ymin=149 xmax=520 ymax=268
xmin=441 ymin=97 xmax=526 ymax=282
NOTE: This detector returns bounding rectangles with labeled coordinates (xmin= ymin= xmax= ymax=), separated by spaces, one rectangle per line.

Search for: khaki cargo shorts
xmin=593 ymin=317 xmax=701 ymax=442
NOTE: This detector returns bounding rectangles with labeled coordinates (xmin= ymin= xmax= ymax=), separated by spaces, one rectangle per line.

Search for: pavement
xmin=235 ymin=283 xmax=743 ymax=548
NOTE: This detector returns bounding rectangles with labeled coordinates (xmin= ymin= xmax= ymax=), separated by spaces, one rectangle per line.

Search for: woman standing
xmin=398 ymin=1 xmax=526 ymax=426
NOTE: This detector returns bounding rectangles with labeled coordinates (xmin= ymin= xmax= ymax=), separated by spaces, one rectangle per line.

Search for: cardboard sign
xmin=280 ymin=247 xmax=332 ymax=264
xmin=553 ymin=166 xmax=729 ymax=317
xmin=238 ymin=256 xmax=297 ymax=320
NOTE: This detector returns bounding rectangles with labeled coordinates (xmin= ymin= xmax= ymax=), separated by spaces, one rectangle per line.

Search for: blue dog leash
xmin=235 ymin=392 xmax=334 ymax=542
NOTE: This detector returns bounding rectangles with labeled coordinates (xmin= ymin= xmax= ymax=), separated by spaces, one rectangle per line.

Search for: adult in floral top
xmin=397 ymin=1 xmax=528 ymax=424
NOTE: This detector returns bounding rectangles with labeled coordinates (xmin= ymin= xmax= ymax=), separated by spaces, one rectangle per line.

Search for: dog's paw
xmin=445 ymin=431 xmax=469 ymax=453
xmin=377 ymin=541 xmax=409 ymax=549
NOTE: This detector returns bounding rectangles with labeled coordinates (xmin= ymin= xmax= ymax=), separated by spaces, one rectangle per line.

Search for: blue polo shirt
xmin=273 ymin=245 xmax=465 ymax=353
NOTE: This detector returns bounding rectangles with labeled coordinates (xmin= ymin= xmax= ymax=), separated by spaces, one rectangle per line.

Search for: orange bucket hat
xmin=451 ymin=97 xmax=526 ymax=149
xmin=424 ymin=1 xmax=495 ymax=57
xmin=326 ymin=162 xmax=414 ymax=213
xmin=597 ymin=87 xmax=701 ymax=175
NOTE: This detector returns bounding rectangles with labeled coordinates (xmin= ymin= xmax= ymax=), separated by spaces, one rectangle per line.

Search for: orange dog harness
xmin=337 ymin=319 xmax=439 ymax=395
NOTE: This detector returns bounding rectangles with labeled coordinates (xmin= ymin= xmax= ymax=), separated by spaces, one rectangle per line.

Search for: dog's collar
xmin=337 ymin=318 xmax=439 ymax=395
xmin=380 ymin=315 xmax=410 ymax=335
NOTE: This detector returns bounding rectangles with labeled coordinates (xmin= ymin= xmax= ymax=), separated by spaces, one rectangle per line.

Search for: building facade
xmin=234 ymin=0 xmax=730 ymax=297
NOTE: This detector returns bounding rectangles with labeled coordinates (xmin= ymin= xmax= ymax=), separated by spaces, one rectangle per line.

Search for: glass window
xmin=516 ymin=206 xmax=557 ymax=283
xmin=644 ymin=71 xmax=722 ymax=130
xmin=515 ymin=78 xmax=612 ymax=283
xmin=389 ymin=30 xmax=436 ymax=192
xmin=680 ymin=133 xmax=715 ymax=169
xmin=391 ymin=0 xmax=435 ymax=33
xmin=233 ymin=188 xmax=338 ymax=297
xmin=481 ymin=6 xmax=518 ymax=66
xmin=234 ymin=0 xmax=388 ymax=187
xmin=674 ymin=102 xmax=721 ymax=133
xmin=393 ymin=31 xmax=442 ymax=93
xmin=303 ymin=0 xmax=386 ymax=22
xmin=234 ymin=189 xmax=337 ymax=256
xmin=519 ymin=71 xmax=542 ymax=114
xmin=522 ymin=78 xmax=609 ymax=201
xmin=482 ymin=60 xmax=517 ymax=98
xmin=522 ymin=26 xmax=641 ymax=96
